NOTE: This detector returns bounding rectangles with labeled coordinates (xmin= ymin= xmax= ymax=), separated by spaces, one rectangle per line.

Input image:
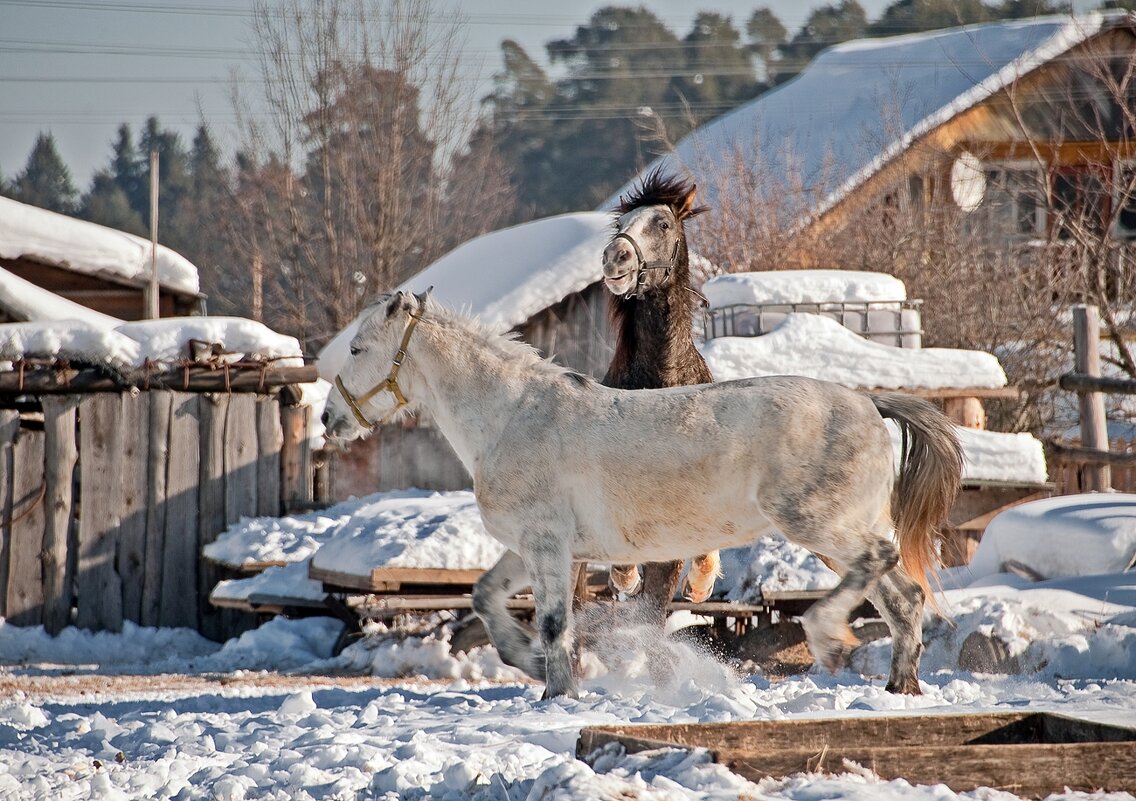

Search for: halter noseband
xmin=609 ymin=231 xmax=681 ymax=297
xmin=334 ymin=303 xmax=423 ymax=430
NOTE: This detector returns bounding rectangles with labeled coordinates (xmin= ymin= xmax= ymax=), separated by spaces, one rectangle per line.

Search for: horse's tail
xmin=871 ymin=393 xmax=964 ymax=601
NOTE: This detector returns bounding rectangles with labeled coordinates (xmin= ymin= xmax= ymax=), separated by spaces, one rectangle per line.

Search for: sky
xmin=0 ymin=0 xmax=904 ymax=188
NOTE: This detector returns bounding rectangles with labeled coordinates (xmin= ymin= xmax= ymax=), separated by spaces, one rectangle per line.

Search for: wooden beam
xmin=1059 ymin=371 xmax=1136 ymax=396
xmin=0 ymin=364 xmax=319 ymax=395
xmin=1048 ymin=441 xmax=1136 ymax=465
xmin=1072 ymin=305 xmax=1112 ymax=491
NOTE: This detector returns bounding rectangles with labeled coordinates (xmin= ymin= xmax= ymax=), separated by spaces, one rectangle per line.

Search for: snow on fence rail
xmin=0 ymin=375 xmax=326 ymax=641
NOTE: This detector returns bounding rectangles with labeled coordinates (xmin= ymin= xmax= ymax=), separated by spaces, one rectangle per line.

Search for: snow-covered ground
xmin=5 ymin=494 xmax=1135 ymax=800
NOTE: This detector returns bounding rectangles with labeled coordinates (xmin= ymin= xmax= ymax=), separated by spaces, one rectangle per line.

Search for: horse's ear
xmin=679 ymin=184 xmax=709 ymax=220
xmin=413 ymin=287 xmax=433 ymax=309
xmin=386 ymin=291 xmax=408 ymax=318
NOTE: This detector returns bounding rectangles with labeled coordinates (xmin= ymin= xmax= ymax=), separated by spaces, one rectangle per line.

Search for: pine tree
xmin=678 ymin=12 xmax=760 ymax=111
xmin=8 ymin=132 xmax=79 ymax=214
xmin=746 ymin=8 xmax=788 ymax=83
xmin=79 ymin=170 xmax=147 ymax=235
xmin=110 ymin=124 xmax=146 ymax=219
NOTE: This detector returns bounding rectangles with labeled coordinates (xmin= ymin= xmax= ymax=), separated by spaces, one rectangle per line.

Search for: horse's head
xmin=602 ymin=168 xmax=707 ymax=297
xmin=322 ymin=290 xmax=429 ymax=443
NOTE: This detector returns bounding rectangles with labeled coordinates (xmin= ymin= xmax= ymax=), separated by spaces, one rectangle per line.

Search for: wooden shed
xmin=319 ymin=212 xmax=617 ymax=500
xmin=0 ymin=196 xmax=202 ymax=320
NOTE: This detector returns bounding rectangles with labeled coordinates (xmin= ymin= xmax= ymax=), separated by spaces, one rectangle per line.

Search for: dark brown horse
xmin=598 ymin=168 xmax=720 ymax=624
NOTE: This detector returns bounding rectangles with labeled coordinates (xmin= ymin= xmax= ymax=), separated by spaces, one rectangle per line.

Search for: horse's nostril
xmin=321 ymin=410 xmax=330 ymax=426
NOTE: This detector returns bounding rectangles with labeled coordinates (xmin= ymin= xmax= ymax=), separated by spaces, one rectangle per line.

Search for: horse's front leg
xmin=520 ymin=537 xmax=577 ymax=700
xmin=471 ymin=550 xmax=541 ymax=679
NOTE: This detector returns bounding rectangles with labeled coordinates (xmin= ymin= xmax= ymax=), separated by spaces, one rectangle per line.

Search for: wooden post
xmin=141 ymin=391 xmax=172 ymax=627
xmin=117 ymin=392 xmax=150 ymax=625
xmin=41 ymin=397 xmax=78 ymax=635
xmin=256 ymin=398 xmax=283 ymax=517
xmin=1073 ymin=304 xmax=1111 ymax=492
xmin=160 ymin=392 xmax=200 ymax=629
xmin=280 ymin=401 xmax=312 ymax=513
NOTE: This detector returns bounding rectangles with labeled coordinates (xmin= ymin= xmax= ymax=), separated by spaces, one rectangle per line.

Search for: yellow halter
xmin=334 ymin=307 xmax=422 ymax=430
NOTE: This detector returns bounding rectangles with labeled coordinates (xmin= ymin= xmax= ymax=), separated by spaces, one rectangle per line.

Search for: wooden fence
xmin=0 ymin=369 xmax=322 ymax=641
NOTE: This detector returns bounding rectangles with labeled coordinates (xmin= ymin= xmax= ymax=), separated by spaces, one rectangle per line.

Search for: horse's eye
xmin=658 ymin=219 xmax=670 ymax=230
xmin=349 ymin=346 xmax=362 ymax=356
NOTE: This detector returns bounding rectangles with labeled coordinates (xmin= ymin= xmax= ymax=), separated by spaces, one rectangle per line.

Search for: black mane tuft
xmin=615 ymin=166 xmax=708 ymax=219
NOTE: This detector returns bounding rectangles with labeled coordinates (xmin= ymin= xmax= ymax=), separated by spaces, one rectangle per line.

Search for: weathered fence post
xmin=1073 ymin=304 xmax=1111 ymax=492
xmin=41 ymin=397 xmax=78 ymax=634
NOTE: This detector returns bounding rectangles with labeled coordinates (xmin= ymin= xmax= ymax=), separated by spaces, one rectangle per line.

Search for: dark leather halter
xmin=609 ymin=231 xmax=681 ymax=297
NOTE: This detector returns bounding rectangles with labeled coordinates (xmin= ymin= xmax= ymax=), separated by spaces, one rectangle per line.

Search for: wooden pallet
xmin=578 ymin=712 xmax=1136 ymax=796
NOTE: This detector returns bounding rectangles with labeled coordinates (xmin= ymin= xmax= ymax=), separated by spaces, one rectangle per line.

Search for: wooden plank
xmin=0 ymin=364 xmax=320 ymax=395
xmin=41 ymin=397 xmax=78 ymax=634
xmin=308 ymin=561 xmax=485 ymax=592
xmin=723 ymin=742 xmax=1136 ymax=794
xmin=1048 ymin=442 xmax=1136 ymax=465
xmin=0 ymin=409 xmax=20 ymax=618
xmin=140 ymin=392 xmax=171 ymax=627
xmin=159 ymin=393 xmax=200 ymax=629
xmin=196 ymin=394 xmax=229 ymax=642
xmin=6 ymin=427 xmax=46 ymax=626
xmin=578 ymin=713 xmax=1136 ymax=795
xmin=75 ymin=394 xmax=125 ymax=632
xmin=255 ymin=397 xmax=283 ymax=517
xmin=224 ymin=393 xmax=258 ymax=524
xmin=117 ymin=392 xmax=149 ymax=624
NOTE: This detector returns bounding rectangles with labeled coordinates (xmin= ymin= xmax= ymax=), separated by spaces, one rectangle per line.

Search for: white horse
xmin=323 ymin=291 xmax=963 ymax=699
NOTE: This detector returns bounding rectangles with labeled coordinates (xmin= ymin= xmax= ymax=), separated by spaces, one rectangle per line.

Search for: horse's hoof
xmin=885 ymin=677 xmax=922 ymax=695
xmin=608 ymin=567 xmax=642 ymax=598
xmin=804 ymin=619 xmax=860 ymax=673
xmin=540 ymin=684 xmax=579 ymax=701
xmin=681 ymin=576 xmax=713 ymax=603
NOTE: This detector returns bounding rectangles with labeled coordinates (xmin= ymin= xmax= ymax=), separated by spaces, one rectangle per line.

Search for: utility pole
xmin=147 ymin=148 xmax=160 ymax=319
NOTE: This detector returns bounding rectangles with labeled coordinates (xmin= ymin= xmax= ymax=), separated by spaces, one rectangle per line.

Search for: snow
xmin=950 ymin=425 xmax=1048 ymax=484
xmin=3 ymin=494 xmax=1136 ymax=799
xmin=319 ymin=211 xmax=615 ymax=380
xmin=702 ymin=270 xmax=907 ymax=307
xmin=210 ymin=560 xmax=326 ymax=607
xmin=701 ymin=313 xmax=1007 ymax=390
xmin=602 ymin=14 xmax=1116 ymax=228
xmin=0 ymin=195 xmax=199 ymax=295
xmin=0 ymin=316 xmax=305 ymax=370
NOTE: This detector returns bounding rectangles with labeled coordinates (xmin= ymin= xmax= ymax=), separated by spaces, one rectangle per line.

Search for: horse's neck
xmin=407 ymin=322 xmax=533 ymax=469
xmin=607 ymin=271 xmax=710 ymax=389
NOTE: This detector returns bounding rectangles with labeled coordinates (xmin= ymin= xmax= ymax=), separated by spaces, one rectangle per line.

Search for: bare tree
xmin=223 ymin=0 xmax=514 ymax=351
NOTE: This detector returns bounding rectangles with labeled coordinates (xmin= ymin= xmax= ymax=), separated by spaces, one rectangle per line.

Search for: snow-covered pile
xmin=0 ymin=195 xmax=199 ymax=294
xmin=702 ymin=270 xmax=907 ymax=307
xmin=0 ymin=316 xmax=305 ymax=370
xmin=0 ymin=264 xmax=123 ymax=328
xmin=701 ymin=313 xmax=1007 ymax=390
xmin=928 ymin=424 xmax=1047 ymax=485
xmin=966 ymin=493 xmax=1136 ymax=580
xmin=211 ymin=560 xmax=326 ymax=607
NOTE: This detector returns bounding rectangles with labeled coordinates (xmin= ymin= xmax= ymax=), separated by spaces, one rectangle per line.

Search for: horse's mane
xmin=421 ymin=297 xmax=593 ymax=385
xmin=614 ymin=166 xmax=709 ymax=219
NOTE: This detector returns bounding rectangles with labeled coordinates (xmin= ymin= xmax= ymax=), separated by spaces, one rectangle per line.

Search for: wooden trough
xmin=577 ymin=711 xmax=1136 ymax=796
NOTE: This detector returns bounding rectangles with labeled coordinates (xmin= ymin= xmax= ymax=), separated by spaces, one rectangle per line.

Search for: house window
xmin=977 ymin=167 xmax=1046 ymax=240
xmin=1050 ymin=166 xmax=1110 ymax=240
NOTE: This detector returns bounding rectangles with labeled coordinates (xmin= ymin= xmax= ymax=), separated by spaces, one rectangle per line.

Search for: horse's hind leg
xmin=801 ymin=537 xmax=899 ymax=674
xmin=868 ymin=569 xmax=926 ymax=695
xmin=524 ymin=544 xmax=578 ymax=699
xmin=472 ymin=551 xmax=541 ymax=679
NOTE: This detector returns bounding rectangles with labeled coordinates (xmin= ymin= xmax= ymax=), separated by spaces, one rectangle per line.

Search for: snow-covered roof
xmin=700 ymin=313 xmax=1006 ymax=390
xmin=0 ymin=264 xmax=123 ymax=328
xmin=602 ymin=13 xmax=1118 ymax=227
xmin=0 ymin=195 xmax=200 ymax=295
xmin=318 ymin=211 xmax=613 ymax=379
